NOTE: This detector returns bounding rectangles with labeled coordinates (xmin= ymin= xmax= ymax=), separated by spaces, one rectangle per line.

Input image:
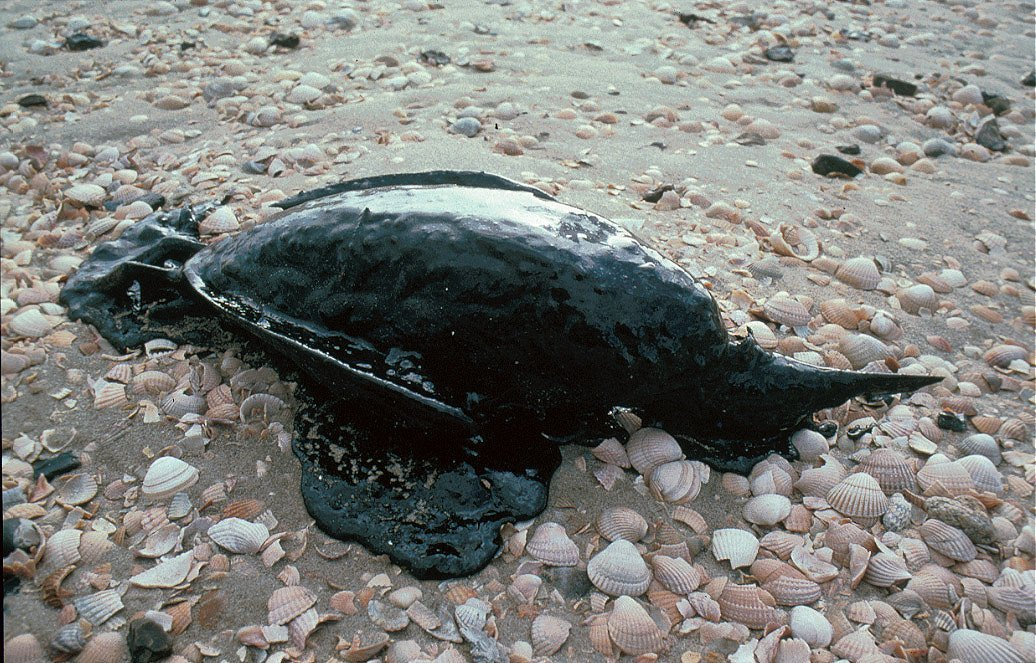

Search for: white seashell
xmin=836 ymin=256 xmax=881 ymax=290
xmin=208 ymin=517 xmax=270 ymax=554
xmin=268 ymin=585 xmax=318 ymax=625
xmin=9 ymin=308 xmax=53 ymax=337
xmin=525 ymin=522 xmax=579 ymax=566
xmin=74 ymin=589 xmax=125 ymax=625
xmin=764 ymin=295 xmax=811 ymax=327
xmin=368 ymin=599 xmax=409 ymax=632
xmin=130 ymin=550 xmax=194 ymax=588
xmin=826 ymin=472 xmax=889 ymax=519
xmin=948 ymin=629 xmax=1028 ymax=663
xmin=742 ymin=494 xmax=792 ymax=526
xmin=607 ymin=596 xmax=662 ymax=656
xmin=897 ymin=283 xmax=938 ymax=314
xmin=142 ymin=456 xmax=199 ymax=499
xmin=651 ymin=554 xmax=701 ymax=594
xmin=198 ymin=206 xmax=240 ymax=235
xmin=239 ymin=393 xmax=286 ymax=423
xmin=134 ymin=522 xmax=181 ymax=558
xmin=596 ymin=506 xmax=649 ymax=542
xmin=790 ymin=429 xmax=828 ymax=461
xmin=955 ymin=454 xmax=1003 ymax=494
xmin=626 ymin=427 xmax=683 ymax=475
xmin=955 ymin=434 xmax=1001 ymax=465
xmin=160 ymin=390 xmax=208 ymax=419
xmin=794 ymin=455 xmax=846 ymax=497
xmin=789 ymin=605 xmax=832 ymax=647
xmin=587 ymin=539 xmax=651 ymax=596
xmin=838 ymin=333 xmax=890 ymax=369
xmin=43 ymin=528 xmax=82 ymax=569
xmin=648 ymin=459 xmax=701 ymax=503
xmin=55 ymin=473 xmax=99 ymax=506
xmin=530 ymin=614 xmax=571 ymax=656
xmin=712 ymin=528 xmax=759 ymax=569
xmin=916 ymin=456 xmax=975 ymax=496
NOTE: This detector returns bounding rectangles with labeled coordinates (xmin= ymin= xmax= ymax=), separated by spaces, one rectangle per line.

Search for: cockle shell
xmin=9 ymin=309 xmax=54 ymax=337
xmin=134 ymin=522 xmax=181 ymax=558
xmin=712 ymin=528 xmax=759 ymax=569
xmin=587 ymin=539 xmax=651 ymax=596
xmin=987 ymin=586 xmax=1036 ymax=624
xmin=596 ymin=506 xmax=649 ymax=542
xmin=864 ymin=552 xmax=912 ymax=587
xmin=921 ymin=519 xmax=977 ymax=562
xmin=763 ymin=295 xmax=812 ymax=327
xmin=831 ymin=627 xmax=881 ymax=661
xmin=648 ymin=460 xmax=701 ymax=503
xmin=948 ymin=629 xmax=1029 ymax=663
xmin=856 ymin=449 xmax=916 ymax=494
xmin=916 ymin=456 xmax=975 ymax=496
xmin=530 ymin=614 xmax=571 ymax=656
xmin=826 ymin=472 xmax=889 ymax=519
xmin=983 ymin=344 xmax=1027 ymax=368
xmin=76 ymin=632 xmax=128 ymax=663
xmin=717 ymin=584 xmax=782 ymax=629
xmin=592 ymin=438 xmax=630 ymax=468
xmin=763 ymin=575 xmax=822 ymax=607
xmin=626 ymin=428 xmax=683 ymax=476
xmin=838 ymin=333 xmax=890 ymax=369
xmin=369 ymin=599 xmax=409 ymax=632
xmin=198 ymin=206 xmax=240 ymax=235
xmin=142 ymin=456 xmax=199 ymax=500
xmin=760 ymin=531 xmax=805 ymax=560
xmin=43 ymin=528 xmax=82 ymax=569
xmin=789 ymin=605 xmax=832 ymax=647
xmin=824 ymin=520 xmax=875 ymax=564
xmin=239 ymin=393 xmax=286 ymax=423
xmin=5 ymin=634 xmax=45 ymax=663
xmin=55 ymin=473 xmax=99 ymax=506
xmin=132 ymin=370 xmax=177 ymax=395
xmin=93 ymin=382 xmax=128 ymax=409
xmin=955 ymin=434 xmax=1001 ymax=465
xmin=790 ymin=429 xmax=828 ymax=462
xmin=50 ymin=622 xmax=88 ymax=655
xmin=207 ymin=517 xmax=270 ymax=555
xmin=955 ymin=454 xmax=1004 ymax=494
xmin=607 ymin=596 xmax=662 ymax=656
xmin=130 ymin=550 xmax=194 ymax=588
xmin=820 ymin=298 xmax=862 ymax=329
xmin=74 ymin=589 xmax=125 ymax=625
xmin=525 ymin=522 xmax=579 ymax=566
xmin=650 ymin=555 xmax=701 ymax=594
xmin=160 ymin=391 xmax=208 ymax=419
xmin=742 ymin=494 xmax=792 ymax=526
xmin=794 ymin=455 xmax=846 ymax=497
xmin=770 ymin=222 xmax=819 ymax=261
xmin=268 ymin=585 xmax=318 ymax=625
xmin=897 ymin=283 xmax=938 ymax=314
xmin=836 ymin=256 xmax=881 ymax=290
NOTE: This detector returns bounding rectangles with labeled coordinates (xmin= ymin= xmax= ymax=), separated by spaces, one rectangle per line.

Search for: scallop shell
xmin=986 ymin=586 xmax=1036 ymax=623
xmin=132 ymin=370 xmax=177 ymax=395
xmin=208 ymin=517 xmax=270 ymax=555
xmin=897 ymin=283 xmax=938 ymax=314
xmin=648 ymin=460 xmax=701 ymax=503
xmin=794 ymin=455 xmax=846 ymax=497
xmin=43 ymin=528 xmax=83 ymax=569
xmin=55 ymin=473 xmax=99 ymax=506
xmin=764 ymin=295 xmax=812 ymax=327
xmin=626 ymin=427 xmax=683 ymax=475
xmin=525 ymin=522 xmax=579 ymax=566
xmin=836 ymin=256 xmax=881 ymax=290
xmin=948 ymin=629 xmax=1028 ymax=663
xmin=955 ymin=455 xmax=1003 ymax=494
xmin=268 ymin=585 xmax=318 ymax=625
xmin=531 ymin=614 xmax=571 ymax=656
xmin=856 ymin=448 xmax=916 ymax=494
xmin=983 ymin=344 xmax=1026 ymax=368
xmin=916 ymin=456 xmax=975 ymax=496
xmin=717 ymin=584 xmax=781 ymax=629
xmin=722 ymin=472 xmax=752 ymax=496
xmin=77 ymin=632 xmax=128 ymax=663
xmin=999 ymin=418 xmax=1028 ymax=441
xmin=592 ymin=438 xmax=630 ymax=468
xmin=789 ymin=605 xmax=832 ymax=647
xmin=596 ymin=507 xmax=649 ymax=542
xmin=650 ymin=555 xmax=701 ymax=594
xmin=921 ymin=519 xmax=977 ymax=562
xmin=763 ymin=575 xmax=822 ymax=607
xmin=142 ymin=456 xmax=199 ymax=500
xmin=607 ymin=596 xmax=662 ymax=656
xmin=586 ymin=539 xmax=651 ymax=596
xmin=130 ymin=550 xmax=194 ymax=588
xmin=160 ymin=390 xmax=208 ymax=419
xmin=863 ymin=552 xmax=912 ymax=587
xmin=50 ymin=622 xmax=88 ymax=654
xmin=820 ymin=298 xmax=862 ymax=329
xmin=9 ymin=309 xmax=53 ymax=338
xmin=826 ymin=473 xmax=889 ymax=519
xmin=74 ymin=589 xmax=125 ymax=625
xmin=742 ymin=494 xmax=792 ymax=526
xmin=838 ymin=333 xmax=890 ymax=369
xmin=712 ymin=528 xmax=759 ymax=569
xmin=790 ymin=429 xmax=828 ymax=462
xmin=824 ymin=520 xmax=875 ymax=564
xmin=831 ymin=627 xmax=881 ymax=661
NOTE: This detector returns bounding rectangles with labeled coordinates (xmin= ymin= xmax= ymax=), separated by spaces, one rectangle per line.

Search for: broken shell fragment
xmin=268 ymin=585 xmax=318 ymax=625
xmin=712 ymin=528 xmax=759 ymax=569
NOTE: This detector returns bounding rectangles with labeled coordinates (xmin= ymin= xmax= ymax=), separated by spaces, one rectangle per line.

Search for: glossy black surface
xmin=60 ymin=171 xmax=939 ymax=577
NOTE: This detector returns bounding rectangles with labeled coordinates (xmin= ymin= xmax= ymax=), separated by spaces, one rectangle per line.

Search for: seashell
xmin=51 ymin=622 xmax=88 ymax=654
xmin=856 ymin=448 xmax=916 ymax=494
xmin=55 ymin=473 xmax=99 ymax=506
xmin=10 ymin=308 xmax=53 ymax=337
xmin=897 ymin=283 xmax=939 ymax=314
xmin=132 ymin=370 xmax=177 ymax=395
xmin=867 ymin=312 xmax=900 ymax=339
xmin=906 ymin=571 xmax=958 ymax=610
xmin=626 ymin=427 xmax=683 ymax=475
xmin=763 ymin=575 xmax=822 ymax=607
xmin=789 ymin=605 xmax=832 ymax=647
xmin=596 ymin=506 xmax=649 ymax=542
xmin=104 ymin=363 xmax=134 ymax=384
xmin=531 ymin=614 xmax=571 ymax=656
xmin=712 ymin=528 xmax=759 ymax=569
xmin=525 ymin=522 xmax=579 ymax=566
xmin=882 ymin=492 xmax=912 ymax=532
xmin=770 ymin=223 xmax=820 ymax=261
xmin=746 ymin=320 xmax=778 ymax=350
xmin=650 ymin=555 xmax=701 ymax=594
xmin=831 ymin=627 xmax=881 ymax=661
xmin=983 ymin=344 xmax=1026 ymax=368
xmin=586 ymin=539 xmax=651 ymax=596
xmin=77 ymin=632 xmax=128 ymax=663
xmin=838 ymin=333 xmax=890 ymax=369
xmin=268 ymin=585 xmax=318 ymax=625
xmin=368 ymin=599 xmax=409 ymax=632
xmin=5 ymin=634 xmax=45 ymax=663
xmin=160 ymin=390 xmax=208 ymax=419
xmin=167 ymin=492 xmax=193 ymax=519
xmin=820 ymin=298 xmax=862 ymax=329
xmin=239 ymin=393 xmax=286 ymax=423
xmin=223 ymin=498 xmax=266 ymax=521
xmin=845 ymin=600 xmax=875 ymax=624
xmin=43 ymin=528 xmax=83 ymax=569
xmin=198 ymin=206 xmax=240 ymax=235
xmin=794 ymin=455 xmax=846 ymax=497
xmin=607 ymin=596 xmax=662 ymax=656
xmin=824 ymin=520 xmax=876 ymax=564
xmin=790 ymin=429 xmax=828 ymax=462
xmin=916 ymin=456 xmax=975 ymax=496
xmin=836 ymin=256 xmax=881 ymax=290
xmin=134 ymin=522 xmax=181 ymax=558
xmin=208 ymin=517 xmax=270 ymax=554
xmin=130 ymin=550 xmax=194 ymax=588
xmin=722 ymin=472 xmax=752 ymax=496
xmin=592 ymin=438 xmax=630 ymax=468
xmin=957 ymin=432 xmax=1002 ymax=464
xmin=999 ymin=418 xmax=1028 ymax=441
xmin=898 ymin=537 xmax=931 ymax=571
xmin=775 ymin=638 xmax=811 ymax=662
xmin=742 ymin=494 xmax=792 ymax=526
xmin=587 ymin=613 xmax=615 ymax=658
xmin=717 ymin=583 xmax=781 ymax=629
xmin=75 ymin=589 xmax=125 ymax=626
xmin=764 ymin=295 xmax=811 ymax=327
xmin=955 ymin=455 xmax=1003 ymax=495
xmin=864 ymin=552 xmax=912 ymax=587
xmin=948 ymin=629 xmax=1028 ymax=663
xmin=955 ymin=559 xmax=999 ymax=584
xmin=672 ymin=506 xmax=708 ymax=533
xmin=759 ymin=531 xmax=804 ymax=560
xmin=826 ymin=472 xmax=889 ymax=520
xmin=142 ymin=456 xmax=199 ymax=500
xmin=648 ymin=459 xmax=701 ymax=503
xmin=66 ymin=183 xmax=107 ymax=206
xmin=987 ymin=586 xmax=1036 ymax=623
xmin=93 ymin=382 xmax=128 ymax=409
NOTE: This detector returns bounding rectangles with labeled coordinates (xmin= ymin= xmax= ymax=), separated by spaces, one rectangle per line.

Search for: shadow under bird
xmin=60 ymin=171 xmax=940 ymax=577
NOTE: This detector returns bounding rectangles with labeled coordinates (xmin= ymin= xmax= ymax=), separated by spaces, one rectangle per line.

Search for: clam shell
xmin=794 ymin=455 xmax=846 ymax=497
xmin=587 ymin=539 xmax=651 ymax=596
xmin=130 ymin=550 xmax=194 ymax=588
xmin=746 ymin=320 xmax=778 ymax=349
xmin=160 ymin=390 xmax=208 ymax=419
xmin=948 ymin=629 xmax=1028 ymax=663
xmin=134 ymin=522 xmax=181 ymax=558
xmin=790 ymin=429 xmax=828 ymax=462
xmin=77 ymin=632 xmax=128 ymax=663
xmin=531 ymin=614 xmax=571 ymax=656
xmin=955 ymin=434 xmax=1001 ymax=465
xmin=650 ymin=554 xmax=701 ymax=594
xmin=607 ymin=596 xmax=662 ymax=656
xmin=789 ymin=605 xmax=832 ymax=647
xmin=856 ymin=449 xmax=916 ymax=494
xmin=983 ymin=344 xmax=1026 ymax=368
xmin=5 ymin=634 xmax=45 ymax=663
xmin=142 ymin=456 xmax=199 ymax=500
xmin=208 ymin=517 xmax=270 ymax=554
xmin=592 ymin=438 xmax=630 ymax=468
xmin=596 ymin=506 xmax=649 ymax=542
xmin=268 ymin=585 xmax=318 ymax=625
xmin=770 ymin=223 xmax=819 ymax=261
xmin=920 ymin=519 xmax=977 ymax=562
xmin=987 ymin=586 xmax=1036 ymax=623
xmin=712 ymin=528 xmax=759 ymax=569
xmin=955 ymin=454 xmax=1003 ymax=494
xmin=826 ymin=472 xmax=889 ymax=519
xmin=916 ymin=456 xmax=975 ymax=496
xmin=626 ymin=427 xmax=683 ymax=475
xmin=10 ymin=308 xmax=53 ymax=337
xmin=198 ymin=206 xmax=240 ymax=235
xmin=836 ymin=256 xmax=881 ymax=290
xmin=239 ymin=393 xmax=285 ymax=423
xmin=43 ymin=528 xmax=83 ymax=569
xmin=132 ymin=370 xmax=177 ymax=395
xmin=764 ymin=295 xmax=811 ymax=327
xmin=50 ymin=622 xmax=88 ymax=654
xmin=763 ymin=575 xmax=822 ymax=607
xmin=906 ymin=571 xmax=958 ymax=610
xmin=368 ymin=599 xmax=409 ymax=632
xmin=648 ymin=459 xmax=701 ymax=503
xmin=820 ymin=298 xmax=862 ymax=329
xmin=525 ymin=522 xmax=579 ymax=566
xmin=742 ymin=494 xmax=791 ymax=526
xmin=864 ymin=552 xmax=912 ymax=587
xmin=74 ymin=589 xmax=125 ymax=625
xmin=55 ymin=473 xmax=99 ymax=506
xmin=65 ymin=183 xmax=106 ymax=206
xmin=759 ymin=531 xmax=804 ymax=560
xmin=722 ymin=472 xmax=752 ymax=496
xmin=824 ymin=520 xmax=875 ymax=563
xmin=717 ymin=584 xmax=781 ymax=629
xmin=838 ymin=333 xmax=890 ymax=369
xmin=897 ymin=283 xmax=938 ymax=314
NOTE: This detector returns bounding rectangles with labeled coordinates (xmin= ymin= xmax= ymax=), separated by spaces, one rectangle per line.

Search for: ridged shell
xmin=983 ymin=344 xmax=1026 ymax=368
xmin=55 ymin=473 xmax=99 ymax=506
xmin=789 ymin=605 xmax=832 ymax=647
xmin=722 ymin=472 xmax=752 ymax=496
xmin=856 ymin=449 xmax=916 ymax=494
xmin=746 ymin=320 xmax=778 ymax=349
xmin=525 ymin=522 xmax=579 ymax=566
xmin=239 ymin=393 xmax=286 ymax=423
xmin=77 ymin=632 xmax=127 ymax=663
xmin=607 ymin=596 xmax=662 ymax=656
xmin=712 ymin=528 xmax=759 ymax=569
xmin=132 ymin=370 xmax=177 ymax=395
xmin=838 ymin=333 xmax=890 ymax=369
xmin=921 ymin=519 xmax=977 ymax=561
xmin=790 ymin=429 xmax=828 ymax=462
xmin=759 ymin=531 xmax=805 ymax=560
xmin=836 ymin=256 xmax=881 ymax=290
xmin=763 ymin=575 xmax=822 ymax=607
xmin=770 ymin=223 xmax=819 ymax=261
xmin=530 ymin=614 xmax=571 ymax=656
xmin=794 ymin=455 xmax=846 ymax=497
xmin=987 ymin=586 xmax=1036 ymax=623
xmin=904 ymin=572 xmax=957 ymax=612
xmin=167 ymin=492 xmax=193 ymax=519
xmin=74 ymin=589 xmax=125 ymax=625
xmin=742 ymin=494 xmax=792 ymax=526
xmin=142 ymin=456 xmax=199 ymax=500
xmin=820 ymin=298 xmax=862 ymax=329
xmin=93 ymin=382 xmax=128 ymax=409
xmin=897 ymin=283 xmax=938 ymax=314
xmin=208 ymin=517 xmax=270 ymax=554
xmin=948 ymin=629 xmax=1028 ymax=663
xmin=592 ymin=438 xmax=630 ymax=468
xmin=268 ymin=585 xmax=318 ymax=625
xmin=50 ymin=622 xmax=88 ymax=654
xmin=826 ymin=473 xmax=889 ymax=519
xmin=130 ymin=550 xmax=194 ymax=588
xmin=764 ymin=295 xmax=812 ymax=327
xmin=626 ymin=428 xmax=683 ymax=475
xmin=956 ymin=434 xmax=1001 ymax=465
xmin=863 ymin=552 xmax=912 ymax=587
xmin=198 ymin=206 xmax=240 ymax=235
xmin=955 ymin=455 xmax=1003 ymax=494
xmin=9 ymin=309 xmax=53 ymax=337
xmin=5 ymin=634 xmax=45 ymax=663
xmin=596 ymin=507 xmax=649 ymax=542
xmin=134 ymin=522 xmax=181 ymax=558
xmin=43 ymin=528 xmax=82 ymax=569
xmin=648 ymin=460 xmax=701 ymax=503
xmin=916 ymin=456 xmax=975 ymax=496
xmin=824 ymin=520 xmax=875 ymax=562
xmin=587 ymin=540 xmax=651 ymax=596
xmin=650 ymin=555 xmax=701 ymax=594
xmin=160 ymin=391 xmax=208 ymax=419
xmin=831 ymin=627 xmax=881 ymax=661
xmin=717 ymin=584 xmax=781 ymax=629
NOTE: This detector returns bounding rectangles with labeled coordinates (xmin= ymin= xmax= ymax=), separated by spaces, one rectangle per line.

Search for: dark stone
xmin=836 ymin=144 xmax=861 ymax=155
xmin=32 ymin=452 xmax=80 ymax=480
xmin=4 ymin=572 xmax=21 ymax=597
xmin=975 ymin=119 xmax=1007 ymax=152
xmin=937 ymin=411 xmax=967 ymax=432
xmin=103 ymin=193 xmax=166 ymax=213
xmin=65 ymin=33 xmax=104 ymax=51
xmin=872 ymin=74 xmax=917 ymax=97
xmin=17 ymin=94 xmax=47 ymax=108
xmin=542 ymin=566 xmax=593 ymax=599
xmin=128 ymin=618 xmax=173 ymax=663
xmin=419 ymin=50 xmax=451 ymax=66
xmin=764 ymin=45 xmax=794 ymax=62
xmin=1023 ymin=70 xmax=1036 ymax=87
xmin=981 ymin=92 xmax=1011 ymax=115
xmin=3 ymin=518 xmax=39 ymax=557
xmin=642 ymin=184 xmax=674 ymax=203
xmin=811 ymin=154 xmax=862 ymax=177
xmin=269 ymin=33 xmax=300 ymax=49
xmin=180 ymin=42 xmax=195 ymax=51
xmin=677 ymin=12 xmax=715 ymax=26
xmin=734 ymin=132 xmax=767 ymax=146
xmin=241 ymin=160 xmax=267 ymax=174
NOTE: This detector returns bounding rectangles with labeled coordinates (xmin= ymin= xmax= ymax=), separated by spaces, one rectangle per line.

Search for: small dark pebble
xmin=836 ymin=144 xmax=861 ymax=155
xmin=678 ymin=12 xmax=715 ymax=26
xmin=3 ymin=518 xmax=39 ymax=557
xmin=241 ymin=160 xmax=268 ymax=174
xmin=419 ymin=49 xmax=450 ymax=66
xmin=839 ymin=29 xmax=870 ymax=41
xmin=642 ymin=184 xmax=674 ymax=203
xmin=811 ymin=154 xmax=862 ymax=177
xmin=180 ymin=42 xmax=196 ymax=51
xmin=734 ymin=132 xmax=767 ymax=146
xmin=1023 ymin=70 xmax=1036 ymax=87
xmin=764 ymin=45 xmax=794 ymax=62
xmin=976 ymin=119 xmax=1007 ymax=152
xmin=4 ymin=572 xmax=21 ymax=597
xmin=17 ymin=94 xmax=47 ymax=108
xmin=542 ymin=566 xmax=593 ymax=600
xmin=269 ymin=33 xmax=300 ymax=49
xmin=32 ymin=452 xmax=81 ymax=480
xmin=66 ymin=33 xmax=104 ymax=51
xmin=937 ymin=411 xmax=967 ymax=432
xmin=128 ymin=618 xmax=173 ymax=663
xmin=981 ymin=92 xmax=1011 ymax=115
xmin=872 ymin=74 xmax=917 ymax=97
xmin=846 ymin=420 xmax=874 ymax=441
xmin=103 ymin=193 xmax=166 ymax=212
xmin=815 ymin=421 xmax=839 ymax=438
xmin=648 ymin=141 xmax=666 ymax=150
